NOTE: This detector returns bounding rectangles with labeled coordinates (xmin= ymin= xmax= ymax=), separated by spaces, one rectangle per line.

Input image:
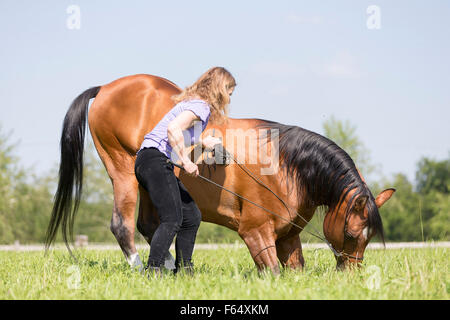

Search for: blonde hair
xmin=172 ymin=67 xmax=236 ymax=123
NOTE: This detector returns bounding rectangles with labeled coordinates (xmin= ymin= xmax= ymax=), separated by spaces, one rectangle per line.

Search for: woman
xmin=135 ymin=67 xmax=236 ymax=276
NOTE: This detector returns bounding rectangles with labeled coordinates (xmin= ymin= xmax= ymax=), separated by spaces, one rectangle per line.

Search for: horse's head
xmin=323 ymin=188 xmax=395 ymax=269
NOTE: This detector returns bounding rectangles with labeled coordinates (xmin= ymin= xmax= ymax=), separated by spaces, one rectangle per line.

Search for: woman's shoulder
xmin=179 ymin=99 xmax=211 ymax=122
xmin=179 ymin=99 xmax=211 ymax=112
xmin=180 ymin=98 xmax=210 ymax=107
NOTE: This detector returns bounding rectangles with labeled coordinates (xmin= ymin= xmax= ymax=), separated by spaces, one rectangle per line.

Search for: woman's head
xmin=172 ymin=67 xmax=236 ymax=123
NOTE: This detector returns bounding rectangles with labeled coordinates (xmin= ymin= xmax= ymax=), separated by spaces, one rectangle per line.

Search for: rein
xmin=167 ymin=149 xmax=363 ymax=262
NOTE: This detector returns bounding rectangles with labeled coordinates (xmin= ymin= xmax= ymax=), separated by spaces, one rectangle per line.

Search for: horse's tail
xmin=45 ymin=86 xmax=101 ymax=253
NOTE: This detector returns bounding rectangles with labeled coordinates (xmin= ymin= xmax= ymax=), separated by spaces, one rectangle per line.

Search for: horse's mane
xmin=257 ymin=120 xmax=384 ymax=241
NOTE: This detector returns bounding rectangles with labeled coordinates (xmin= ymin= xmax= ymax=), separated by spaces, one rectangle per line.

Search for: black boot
xmin=174 ymin=261 xmax=194 ymax=276
xmin=145 ymin=265 xmax=163 ymax=279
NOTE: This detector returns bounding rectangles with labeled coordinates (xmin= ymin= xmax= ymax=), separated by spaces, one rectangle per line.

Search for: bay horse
xmin=45 ymin=74 xmax=395 ymax=274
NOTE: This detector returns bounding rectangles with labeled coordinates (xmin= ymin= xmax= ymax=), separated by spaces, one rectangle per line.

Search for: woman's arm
xmin=167 ymin=111 xmax=200 ymax=176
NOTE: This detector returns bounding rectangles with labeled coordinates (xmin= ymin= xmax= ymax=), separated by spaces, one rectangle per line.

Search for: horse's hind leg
xmin=110 ymin=172 xmax=144 ymax=271
xmin=91 ymin=134 xmax=144 ymax=271
xmin=276 ymin=234 xmax=305 ymax=270
xmin=136 ymin=185 xmax=175 ymax=270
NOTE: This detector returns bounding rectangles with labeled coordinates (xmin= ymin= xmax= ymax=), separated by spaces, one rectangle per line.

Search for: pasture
xmin=0 ymin=245 xmax=448 ymax=300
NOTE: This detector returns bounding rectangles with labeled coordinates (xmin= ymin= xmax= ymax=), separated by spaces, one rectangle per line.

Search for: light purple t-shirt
xmin=138 ymin=99 xmax=211 ymax=160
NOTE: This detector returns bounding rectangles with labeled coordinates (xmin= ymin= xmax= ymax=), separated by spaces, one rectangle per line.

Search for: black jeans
xmin=135 ymin=147 xmax=202 ymax=268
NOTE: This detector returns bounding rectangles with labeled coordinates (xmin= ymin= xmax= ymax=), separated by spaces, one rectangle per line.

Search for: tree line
xmin=0 ymin=118 xmax=448 ymax=244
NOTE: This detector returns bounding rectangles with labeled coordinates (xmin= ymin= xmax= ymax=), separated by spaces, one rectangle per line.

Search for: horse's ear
xmin=375 ymin=188 xmax=396 ymax=208
xmin=354 ymin=195 xmax=368 ymax=212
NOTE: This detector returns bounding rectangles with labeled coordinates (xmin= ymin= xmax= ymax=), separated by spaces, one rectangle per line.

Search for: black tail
xmin=45 ymin=86 xmax=101 ymax=252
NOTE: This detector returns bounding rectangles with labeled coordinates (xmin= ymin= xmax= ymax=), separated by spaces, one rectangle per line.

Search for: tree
xmin=377 ymin=155 xmax=450 ymax=241
xmin=9 ymin=174 xmax=54 ymax=243
xmin=0 ymin=126 xmax=17 ymax=243
xmin=322 ymin=115 xmax=376 ymax=179
xmin=375 ymin=174 xmax=422 ymax=241
xmin=416 ymin=155 xmax=450 ymax=195
xmin=0 ymin=125 xmax=55 ymax=243
xmin=415 ymin=155 xmax=449 ymax=240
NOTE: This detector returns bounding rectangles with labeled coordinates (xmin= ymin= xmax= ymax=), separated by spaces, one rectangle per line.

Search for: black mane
xmin=258 ymin=120 xmax=384 ymax=241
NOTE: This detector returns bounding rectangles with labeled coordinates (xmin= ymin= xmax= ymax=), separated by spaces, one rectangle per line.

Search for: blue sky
xmin=0 ymin=1 xmax=449 ymax=183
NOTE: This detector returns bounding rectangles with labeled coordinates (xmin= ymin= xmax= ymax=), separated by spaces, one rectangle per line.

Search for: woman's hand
xmin=202 ymin=136 xmax=222 ymax=150
xmin=182 ymin=160 xmax=199 ymax=177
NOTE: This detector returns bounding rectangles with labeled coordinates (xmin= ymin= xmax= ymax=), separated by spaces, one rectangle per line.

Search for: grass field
xmin=0 ymin=246 xmax=448 ymax=300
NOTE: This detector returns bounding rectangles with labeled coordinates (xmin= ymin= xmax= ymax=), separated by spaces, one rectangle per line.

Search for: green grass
xmin=0 ymin=247 xmax=448 ymax=299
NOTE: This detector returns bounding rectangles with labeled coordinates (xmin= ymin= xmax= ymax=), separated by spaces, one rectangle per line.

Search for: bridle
xmin=167 ymin=144 xmax=364 ymax=263
xmin=339 ymin=209 xmax=364 ymax=261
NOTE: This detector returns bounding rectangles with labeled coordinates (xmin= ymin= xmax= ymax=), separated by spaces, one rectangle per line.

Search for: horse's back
xmin=88 ymin=74 xmax=181 ymax=172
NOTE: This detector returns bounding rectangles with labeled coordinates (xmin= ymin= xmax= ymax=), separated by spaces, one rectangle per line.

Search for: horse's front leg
xmin=276 ymin=234 xmax=305 ymax=270
xmin=239 ymin=221 xmax=280 ymax=275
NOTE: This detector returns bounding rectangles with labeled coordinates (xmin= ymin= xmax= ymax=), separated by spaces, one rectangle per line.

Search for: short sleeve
xmin=183 ymin=100 xmax=211 ymax=123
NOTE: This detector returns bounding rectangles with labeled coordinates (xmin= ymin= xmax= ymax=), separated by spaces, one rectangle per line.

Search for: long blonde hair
xmin=172 ymin=67 xmax=236 ymax=123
